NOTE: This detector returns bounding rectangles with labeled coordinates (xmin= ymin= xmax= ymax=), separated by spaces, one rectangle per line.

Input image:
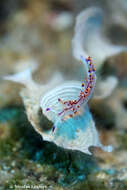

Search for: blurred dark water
xmin=0 ymin=0 xmax=25 ymax=34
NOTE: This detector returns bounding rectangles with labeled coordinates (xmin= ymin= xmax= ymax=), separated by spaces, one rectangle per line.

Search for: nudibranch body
xmin=40 ymin=56 xmax=113 ymax=154
xmin=3 ymin=56 xmax=113 ymax=155
xmin=2 ymin=7 xmax=116 ymax=155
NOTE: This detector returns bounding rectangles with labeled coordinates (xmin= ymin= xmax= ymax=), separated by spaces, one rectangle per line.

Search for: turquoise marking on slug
xmin=54 ymin=106 xmax=92 ymax=140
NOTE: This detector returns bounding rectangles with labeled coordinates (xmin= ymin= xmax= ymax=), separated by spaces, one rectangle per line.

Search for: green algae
xmin=0 ymin=106 xmax=97 ymax=188
xmin=116 ymin=131 xmax=127 ymax=150
xmin=0 ymin=106 xmax=127 ymax=190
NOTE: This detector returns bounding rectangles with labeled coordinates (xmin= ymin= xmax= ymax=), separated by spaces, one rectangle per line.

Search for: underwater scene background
xmin=0 ymin=0 xmax=127 ymax=189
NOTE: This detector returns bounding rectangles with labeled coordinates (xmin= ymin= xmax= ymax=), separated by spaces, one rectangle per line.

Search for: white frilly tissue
xmin=2 ymin=7 xmax=117 ymax=155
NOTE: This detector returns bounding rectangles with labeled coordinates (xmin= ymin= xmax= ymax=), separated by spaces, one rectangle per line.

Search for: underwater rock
xmin=90 ymin=100 xmax=116 ymax=130
xmin=107 ymin=88 xmax=127 ymax=129
xmin=101 ymin=52 xmax=127 ymax=80
xmin=93 ymin=76 xmax=118 ymax=99
xmin=47 ymin=11 xmax=73 ymax=31
xmin=107 ymin=0 xmax=127 ymax=29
